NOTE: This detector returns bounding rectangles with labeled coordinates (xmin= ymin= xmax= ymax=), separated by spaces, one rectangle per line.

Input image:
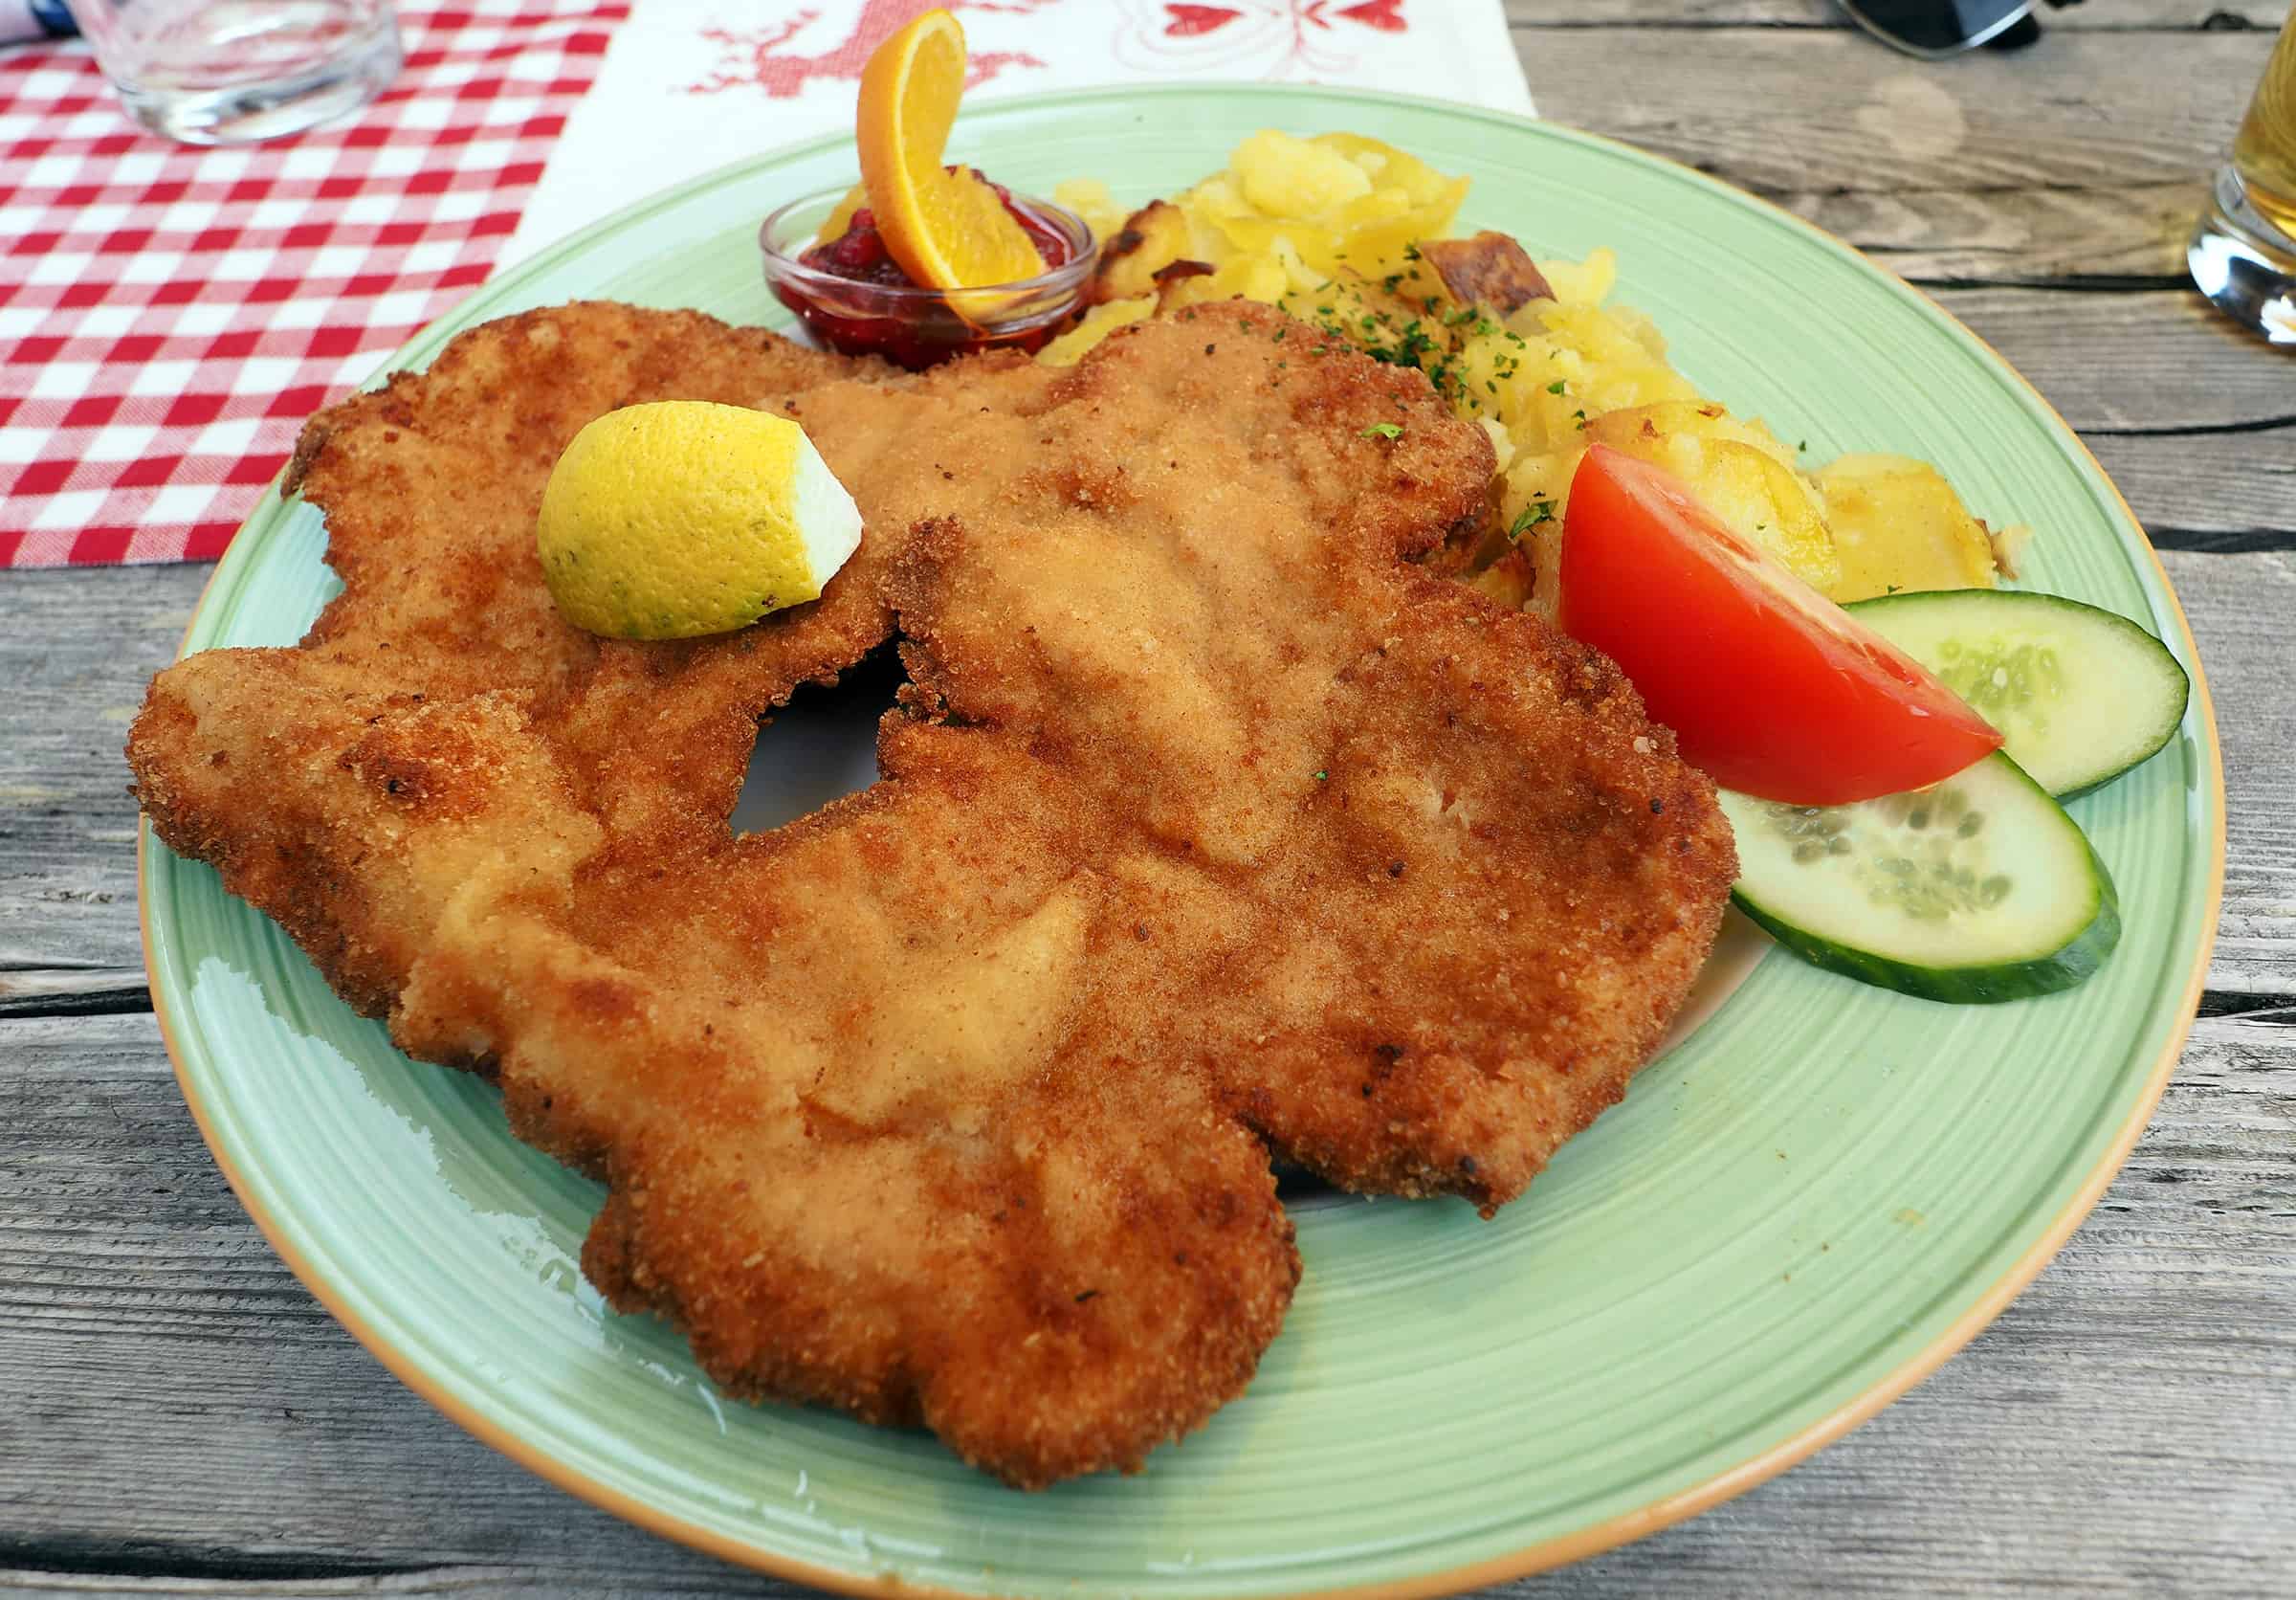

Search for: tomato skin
xmin=1557 ymin=444 xmax=2002 ymax=805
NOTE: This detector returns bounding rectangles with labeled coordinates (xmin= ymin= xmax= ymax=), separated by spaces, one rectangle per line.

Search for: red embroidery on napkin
xmin=690 ymin=0 xmax=1058 ymax=98
xmin=1118 ymin=0 xmax=1407 ymax=77
xmin=1164 ymin=4 xmax=1242 ymax=33
xmin=1335 ymin=0 xmax=1404 ymax=31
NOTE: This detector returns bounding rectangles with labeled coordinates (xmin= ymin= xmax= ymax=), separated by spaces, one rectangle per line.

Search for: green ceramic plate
xmin=142 ymin=86 xmax=2224 ymax=1598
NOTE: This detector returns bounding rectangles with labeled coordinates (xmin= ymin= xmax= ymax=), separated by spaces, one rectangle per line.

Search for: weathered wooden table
xmin=6 ymin=4 xmax=2291 ymax=1593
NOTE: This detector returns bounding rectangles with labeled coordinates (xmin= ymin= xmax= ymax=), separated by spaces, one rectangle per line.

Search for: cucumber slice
xmin=1847 ymin=589 xmax=2189 ymax=797
xmin=1720 ymin=751 xmax=2119 ymax=1004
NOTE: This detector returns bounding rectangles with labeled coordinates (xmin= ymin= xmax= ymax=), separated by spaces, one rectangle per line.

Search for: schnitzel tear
xmin=128 ymin=299 xmax=1735 ymax=1487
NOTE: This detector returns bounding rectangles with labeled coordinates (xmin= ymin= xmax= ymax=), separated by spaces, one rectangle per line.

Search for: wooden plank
xmin=1927 ymin=290 xmax=2296 ymax=555
xmin=1509 ymin=28 xmax=2281 ymax=286
xmin=1518 ymin=31 xmax=2267 ymax=193
xmin=1 ymin=1010 xmax=2287 ymax=1593
xmin=1511 ymin=0 xmax=2293 ymax=29
xmin=2090 ymin=431 xmax=2296 ymax=547
xmin=0 ymin=538 xmax=2287 ymax=1008
xmin=1788 ymin=179 xmax=2213 ymax=285
xmin=2158 ymin=551 xmax=2296 ymax=998
xmin=1874 ymin=288 xmax=2289 ymax=437
xmin=0 ymin=566 xmax=206 ymax=979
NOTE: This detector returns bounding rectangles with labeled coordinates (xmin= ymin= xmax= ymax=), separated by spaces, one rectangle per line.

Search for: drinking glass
xmin=64 ymin=0 xmax=401 ymax=144
xmin=2188 ymin=8 xmax=2296 ymax=344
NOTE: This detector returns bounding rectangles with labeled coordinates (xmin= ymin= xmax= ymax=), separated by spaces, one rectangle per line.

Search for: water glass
xmin=64 ymin=0 xmax=401 ymax=144
xmin=2188 ymin=9 xmax=2296 ymax=344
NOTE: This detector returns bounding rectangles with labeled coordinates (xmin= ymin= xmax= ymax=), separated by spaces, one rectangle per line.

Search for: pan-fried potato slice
xmin=1584 ymin=405 xmax=1840 ymax=592
xmin=1816 ymin=454 xmax=2001 ymax=600
xmin=1043 ymin=137 xmax=2021 ymax=617
xmin=1527 ymin=249 xmax=1619 ymax=310
xmin=1280 ymin=265 xmax=1442 ymax=349
xmin=1467 ymin=545 xmax=1536 ymax=611
xmin=1232 ymin=128 xmax=1374 ymax=214
xmin=1051 ymin=178 xmax=1127 ymax=246
xmin=1093 ymin=200 xmax=1198 ymax=305
xmin=1037 ymin=295 xmax=1156 ymax=367
xmin=1312 ymin=132 xmax=1463 ymax=208
xmin=1055 ymin=133 xmax=1468 ymax=365
xmin=1702 ymin=443 xmax=1840 ymax=592
xmin=1162 ymin=252 xmax=1292 ymax=312
xmin=1187 ymin=132 xmax=1467 ymax=281
xmin=1421 ymin=233 xmax=1555 ymax=316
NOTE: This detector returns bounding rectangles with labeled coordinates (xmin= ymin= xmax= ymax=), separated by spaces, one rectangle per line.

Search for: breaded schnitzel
xmin=128 ymin=300 xmax=1735 ymax=1486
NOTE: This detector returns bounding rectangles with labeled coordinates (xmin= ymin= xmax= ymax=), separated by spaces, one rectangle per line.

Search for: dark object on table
xmin=2 ymin=0 xmax=77 ymax=46
xmin=1834 ymin=0 xmax=2081 ymax=58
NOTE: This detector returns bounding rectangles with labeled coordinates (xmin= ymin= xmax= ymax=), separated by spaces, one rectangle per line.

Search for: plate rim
xmin=136 ymin=81 xmax=2229 ymax=1599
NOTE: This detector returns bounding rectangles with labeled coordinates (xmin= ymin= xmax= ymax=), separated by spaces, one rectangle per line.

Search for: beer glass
xmin=2189 ymin=9 xmax=2296 ymax=344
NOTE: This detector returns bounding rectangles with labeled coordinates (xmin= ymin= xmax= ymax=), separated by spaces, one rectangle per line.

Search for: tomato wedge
xmin=1558 ymin=444 xmax=2001 ymax=805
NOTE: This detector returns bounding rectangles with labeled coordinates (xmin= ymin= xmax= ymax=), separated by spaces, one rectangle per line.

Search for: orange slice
xmin=855 ymin=9 xmax=1042 ymax=290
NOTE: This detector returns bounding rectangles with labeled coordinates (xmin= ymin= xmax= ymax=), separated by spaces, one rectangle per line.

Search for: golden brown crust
xmin=128 ymin=299 xmax=1732 ymax=1486
xmin=1420 ymin=232 xmax=1556 ymax=317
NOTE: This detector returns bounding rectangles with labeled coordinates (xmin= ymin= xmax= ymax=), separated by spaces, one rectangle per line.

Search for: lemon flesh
xmin=537 ymin=402 xmax=863 ymax=640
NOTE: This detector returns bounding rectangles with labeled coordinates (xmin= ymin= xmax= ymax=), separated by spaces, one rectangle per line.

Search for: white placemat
xmin=499 ymin=0 xmax=1533 ymax=271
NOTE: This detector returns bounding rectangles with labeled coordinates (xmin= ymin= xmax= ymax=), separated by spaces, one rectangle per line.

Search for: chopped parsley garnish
xmin=1507 ymin=499 xmax=1557 ymax=542
xmin=1361 ymin=422 xmax=1403 ymax=440
xmin=1546 ymin=379 xmax=1566 ymax=395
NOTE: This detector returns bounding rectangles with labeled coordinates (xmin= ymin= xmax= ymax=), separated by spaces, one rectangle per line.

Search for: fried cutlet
xmin=128 ymin=300 xmax=1735 ymax=1486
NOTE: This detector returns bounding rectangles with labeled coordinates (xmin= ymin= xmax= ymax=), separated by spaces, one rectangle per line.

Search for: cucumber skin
xmin=1733 ymin=877 xmax=2118 ymax=1004
xmin=1731 ymin=756 xmax=2124 ymax=1005
xmin=1846 ymin=588 xmax=2190 ymax=799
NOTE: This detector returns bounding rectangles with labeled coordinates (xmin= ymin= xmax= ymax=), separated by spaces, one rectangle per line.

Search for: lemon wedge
xmin=536 ymin=401 xmax=862 ymax=640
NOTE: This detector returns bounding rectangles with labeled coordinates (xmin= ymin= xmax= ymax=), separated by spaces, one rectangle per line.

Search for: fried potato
xmin=1584 ymin=404 xmax=1840 ymax=592
xmin=1816 ymin=454 xmax=2002 ymax=600
xmin=1040 ymin=132 xmax=2021 ymax=616
xmin=1051 ymin=177 xmax=1127 ymax=246
xmin=1037 ymin=295 xmax=1155 ymax=367
xmin=1052 ymin=133 xmax=1468 ymax=362
xmin=1420 ymin=233 xmax=1555 ymax=316
xmin=1211 ymin=131 xmax=1468 ymax=279
xmin=1164 ymin=251 xmax=1292 ymax=311
xmin=1092 ymin=199 xmax=1197 ymax=305
xmin=1232 ymin=128 xmax=1375 ymax=214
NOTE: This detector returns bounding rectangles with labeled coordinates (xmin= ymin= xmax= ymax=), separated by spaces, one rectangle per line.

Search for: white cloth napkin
xmin=498 ymin=0 xmax=1533 ymax=272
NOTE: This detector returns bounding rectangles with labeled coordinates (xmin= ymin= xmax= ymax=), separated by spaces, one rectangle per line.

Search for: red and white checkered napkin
xmin=0 ymin=0 xmax=628 ymax=568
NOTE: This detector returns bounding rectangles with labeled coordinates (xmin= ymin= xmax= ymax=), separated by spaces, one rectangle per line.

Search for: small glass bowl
xmin=759 ymin=183 xmax=1099 ymax=371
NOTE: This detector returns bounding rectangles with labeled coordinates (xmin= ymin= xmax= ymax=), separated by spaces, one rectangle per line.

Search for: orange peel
xmin=854 ymin=9 xmax=1043 ymax=293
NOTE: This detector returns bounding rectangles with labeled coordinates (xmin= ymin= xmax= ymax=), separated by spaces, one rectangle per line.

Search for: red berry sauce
xmin=772 ymin=175 xmax=1077 ymax=370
